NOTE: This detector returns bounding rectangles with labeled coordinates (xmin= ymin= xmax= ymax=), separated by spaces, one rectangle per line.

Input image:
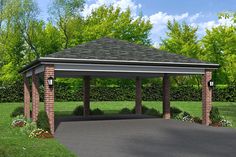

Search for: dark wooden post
xmin=163 ymin=74 xmax=170 ymax=119
xmin=83 ymin=76 xmax=91 ymax=116
xmin=135 ymin=77 xmax=142 ymax=114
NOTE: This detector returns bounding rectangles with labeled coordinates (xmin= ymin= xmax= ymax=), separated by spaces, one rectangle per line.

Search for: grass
xmin=0 ymin=101 xmax=235 ymax=157
xmin=0 ymin=103 xmax=76 ymax=157
xmin=52 ymin=101 xmax=236 ymax=127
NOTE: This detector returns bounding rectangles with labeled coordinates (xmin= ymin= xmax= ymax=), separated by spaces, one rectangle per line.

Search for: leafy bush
xmin=12 ymin=115 xmax=25 ymax=121
xmin=170 ymin=107 xmax=182 ymax=118
xmin=182 ymin=111 xmax=192 ymax=117
xmin=73 ymin=105 xmax=84 ymax=116
xmin=182 ymin=115 xmax=193 ymax=122
xmin=11 ymin=115 xmax=27 ymax=127
xmin=91 ymin=108 xmax=104 ymax=115
xmin=173 ymin=114 xmax=183 ymax=120
xmin=172 ymin=111 xmax=194 ymax=122
xmin=36 ymin=111 xmax=50 ymax=132
xmin=193 ymin=117 xmax=202 ymax=124
xmin=119 ymin=108 xmax=132 ymax=114
xmin=11 ymin=106 xmax=24 ymax=117
xmin=144 ymin=108 xmax=162 ymax=117
xmin=20 ymin=121 xmax=37 ymax=135
xmin=210 ymin=106 xmax=222 ymax=124
xmin=182 ymin=111 xmax=193 ymax=122
xmin=29 ymin=128 xmax=53 ymax=138
xmin=220 ymin=118 xmax=233 ymax=127
xmin=131 ymin=105 xmax=149 ymax=114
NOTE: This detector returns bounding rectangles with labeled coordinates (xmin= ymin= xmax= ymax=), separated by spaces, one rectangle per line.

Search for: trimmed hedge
xmin=0 ymin=82 xmax=235 ymax=102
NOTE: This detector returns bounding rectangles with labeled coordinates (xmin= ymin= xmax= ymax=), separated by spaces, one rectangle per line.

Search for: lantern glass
xmin=48 ymin=77 xmax=54 ymax=86
xmin=208 ymin=80 xmax=214 ymax=87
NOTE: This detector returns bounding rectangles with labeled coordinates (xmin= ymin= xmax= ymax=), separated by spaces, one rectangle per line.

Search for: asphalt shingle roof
xmin=20 ymin=37 xmax=219 ymax=73
xmin=46 ymin=37 xmax=209 ymax=64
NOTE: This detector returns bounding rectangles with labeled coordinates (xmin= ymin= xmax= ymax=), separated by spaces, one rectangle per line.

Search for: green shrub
xmin=210 ymin=106 xmax=222 ymax=124
xmin=11 ymin=115 xmax=26 ymax=127
xmin=119 ymin=108 xmax=132 ymax=114
xmin=181 ymin=112 xmax=193 ymax=122
xmin=73 ymin=105 xmax=84 ymax=116
xmin=170 ymin=107 xmax=182 ymax=118
xmin=132 ymin=105 xmax=149 ymax=114
xmin=36 ymin=111 xmax=50 ymax=132
xmin=220 ymin=118 xmax=233 ymax=127
xmin=20 ymin=121 xmax=37 ymax=135
xmin=11 ymin=106 xmax=24 ymax=117
xmin=183 ymin=111 xmax=192 ymax=118
xmin=91 ymin=108 xmax=104 ymax=115
xmin=193 ymin=117 xmax=202 ymax=124
xmin=144 ymin=108 xmax=162 ymax=117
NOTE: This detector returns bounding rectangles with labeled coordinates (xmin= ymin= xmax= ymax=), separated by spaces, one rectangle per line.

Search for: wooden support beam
xmin=163 ymin=74 xmax=170 ymax=119
xmin=83 ymin=76 xmax=91 ymax=116
xmin=135 ymin=77 xmax=142 ymax=114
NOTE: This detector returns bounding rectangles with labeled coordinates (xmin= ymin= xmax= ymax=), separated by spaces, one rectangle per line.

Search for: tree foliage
xmin=49 ymin=0 xmax=85 ymax=48
xmin=0 ymin=1 xmax=235 ymax=87
xmin=82 ymin=5 xmax=152 ymax=45
xmin=161 ymin=20 xmax=201 ymax=58
xmin=160 ymin=20 xmax=202 ymax=86
xmin=0 ymin=1 xmax=152 ymax=85
xmin=202 ymin=25 xmax=236 ymax=84
xmin=160 ymin=17 xmax=236 ymax=85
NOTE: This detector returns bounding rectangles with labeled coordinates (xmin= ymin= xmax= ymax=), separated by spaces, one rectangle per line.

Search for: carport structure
xmin=19 ymin=38 xmax=219 ymax=134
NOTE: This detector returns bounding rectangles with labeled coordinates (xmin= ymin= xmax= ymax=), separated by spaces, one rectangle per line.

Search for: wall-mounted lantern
xmin=48 ymin=76 xmax=54 ymax=87
xmin=208 ymin=80 xmax=214 ymax=88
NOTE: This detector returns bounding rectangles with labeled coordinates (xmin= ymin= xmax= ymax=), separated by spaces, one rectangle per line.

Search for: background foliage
xmin=0 ymin=82 xmax=235 ymax=102
xmin=0 ymin=0 xmax=235 ymax=101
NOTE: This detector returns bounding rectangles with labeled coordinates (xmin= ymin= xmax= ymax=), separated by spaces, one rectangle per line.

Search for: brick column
xmin=24 ymin=74 xmax=31 ymax=119
xmin=135 ymin=77 xmax=142 ymax=114
xmin=163 ymin=74 xmax=170 ymax=119
xmin=44 ymin=65 xmax=55 ymax=134
xmin=202 ymin=70 xmax=212 ymax=125
xmin=32 ymin=70 xmax=40 ymax=121
xmin=83 ymin=76 xmax=90 ymax=116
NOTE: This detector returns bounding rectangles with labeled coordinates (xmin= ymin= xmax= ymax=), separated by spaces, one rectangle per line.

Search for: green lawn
xmin=53 ymin=101 xmax=236 ymax=127
xmin=0 ymin=101 xmax=235 ymax=157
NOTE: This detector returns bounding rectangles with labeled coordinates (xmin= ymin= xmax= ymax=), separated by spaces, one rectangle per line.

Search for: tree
xmin=0 ymin=0 xmax=27 ymax=84
xmin=219 ymin=11 xmax=236 ymax=23
xmin=161 ymin=20 xmax=201 ymax=58
xmin=49 ymin=0 xmax=85 ymax=48
xmin=160 ymin=20 xmax=202 ymax=86
xmin=82 ymin=5 xmax=152 ymax=46
xmin=202 ymin=25 xmax=236 ymax=84
xmin=0 ymin=0 xmax=63 ymax=84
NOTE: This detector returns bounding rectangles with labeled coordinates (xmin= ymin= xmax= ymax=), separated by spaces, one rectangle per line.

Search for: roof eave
xmin=40 ymin=57 xmax=220 ymax=69
xmin=18 ymin=59 xmax=40 ymax=74
xmin=19 ymin=57 xmax=219 ymax=74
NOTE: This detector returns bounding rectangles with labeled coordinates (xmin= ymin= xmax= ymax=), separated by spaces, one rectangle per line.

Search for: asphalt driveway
xmin=55 ymin=117 xmax=236 ymax=157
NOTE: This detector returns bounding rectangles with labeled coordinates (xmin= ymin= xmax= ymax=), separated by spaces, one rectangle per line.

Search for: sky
xmin=37 ymin=0 xmax=236 ymax=46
